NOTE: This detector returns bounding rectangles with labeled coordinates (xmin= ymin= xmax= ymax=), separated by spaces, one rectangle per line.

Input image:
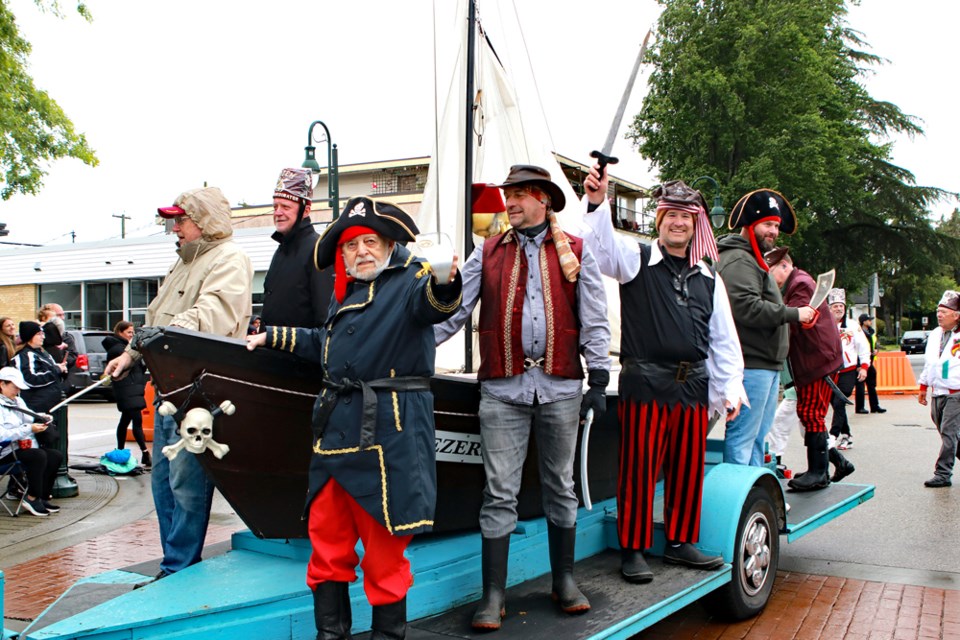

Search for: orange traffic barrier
xmin=125 ymin=380 xmax=155 ymax=442
xmin=875 ymin=351 xmax=919 ymax=395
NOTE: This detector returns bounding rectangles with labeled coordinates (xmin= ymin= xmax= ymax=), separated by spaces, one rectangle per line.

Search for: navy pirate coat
xmin=265 ymin=244 xmax=462 ymax=535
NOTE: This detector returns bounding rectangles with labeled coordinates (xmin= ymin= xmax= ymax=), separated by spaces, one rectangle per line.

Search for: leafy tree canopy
xmin=629 ymin=0 xmax=959 ymax=291
xmin=0 ymin=0 xmax=97 ymax=200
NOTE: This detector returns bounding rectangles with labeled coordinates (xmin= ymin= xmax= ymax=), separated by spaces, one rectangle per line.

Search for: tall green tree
xmin=628 ymin=0 xmax=958 ymax=289
xmin=0 ymin=0 xmax=97 ymax=200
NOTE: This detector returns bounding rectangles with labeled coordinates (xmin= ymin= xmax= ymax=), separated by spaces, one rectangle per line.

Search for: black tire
xmin=704 ymin=486 xmax=779 ymax=620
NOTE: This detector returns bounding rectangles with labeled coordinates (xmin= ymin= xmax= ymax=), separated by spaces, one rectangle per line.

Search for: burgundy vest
xmin=477 ymin=230 xmax=583 ymax=380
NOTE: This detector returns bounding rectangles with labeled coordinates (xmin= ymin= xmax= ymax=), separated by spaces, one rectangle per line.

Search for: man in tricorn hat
xmin=247 ymin=196 xmax=461 ymax=640
xmin=765 ymin=247 xmax=853 ymax=489
xmin=105 ymin=186 xmax=253 ymax=578
xmin=582 ymin=166 xmax=745 ymax=583
xmin=917 ymin=290 xmax=960 ymax=488
xmin=261 ymin=168 xmax=332 ymax=328
xmin=436 ymin=165 xmax=611 ymax=629
xmin=717 ymin=190 xmax=815 ymax=467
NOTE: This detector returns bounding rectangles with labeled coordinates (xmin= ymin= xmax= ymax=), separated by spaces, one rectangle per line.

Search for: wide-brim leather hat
xmin=315 ymin=196 xmax=419 ymax=270
xmin=496 ymin=165 xmax=566 ymax=213
xmin=728 ymin=189 xmax=797 ymax=234
xmin=763 ymin=246 xmax=790 ymax=268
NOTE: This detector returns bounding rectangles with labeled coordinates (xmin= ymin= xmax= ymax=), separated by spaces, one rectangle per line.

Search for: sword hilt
xmin=588 ymin=150 xmax=619 ymax=192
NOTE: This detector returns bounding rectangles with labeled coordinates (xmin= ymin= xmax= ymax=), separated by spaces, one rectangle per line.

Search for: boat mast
xmin=463 ymin=0 xmax=477 ymax=373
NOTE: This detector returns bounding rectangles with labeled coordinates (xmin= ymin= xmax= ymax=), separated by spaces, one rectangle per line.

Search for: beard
xmin=754 ymin=228 xmax=777 ymax=252
xmin=347 ymin=255 xmax=390 ymax=281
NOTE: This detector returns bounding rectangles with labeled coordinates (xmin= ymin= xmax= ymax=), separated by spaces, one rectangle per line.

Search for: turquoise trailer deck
xmin=6 ymin=461 xmax=874 ymax=640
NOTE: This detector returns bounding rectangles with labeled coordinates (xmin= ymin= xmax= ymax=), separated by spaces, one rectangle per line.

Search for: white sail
xmin=422 ymin=1 xmax=621 ymax=371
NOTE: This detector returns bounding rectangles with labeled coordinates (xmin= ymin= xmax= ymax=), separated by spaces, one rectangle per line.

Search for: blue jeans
xmin=723 ymin=368 xmax=780 ymax=466
xmin=152 ymin=414 xmax=215 ymax=574
xmin=477 ymin=392 xmax=581 ymax=538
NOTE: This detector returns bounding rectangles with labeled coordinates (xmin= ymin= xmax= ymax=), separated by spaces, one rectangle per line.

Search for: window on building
xmin=38 ymin=283 xmax=82 ymax=329
xmin=129 ymin=279 xmax=160 ymax=327
xmin=86 ymin=281 xmax=124 ymax=331
xmin=252 ymin=271 xmax=266 ymax=318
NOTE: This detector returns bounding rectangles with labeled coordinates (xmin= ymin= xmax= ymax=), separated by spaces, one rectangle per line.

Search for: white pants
xmin=766 ymin=396 xmax=837 ymax=458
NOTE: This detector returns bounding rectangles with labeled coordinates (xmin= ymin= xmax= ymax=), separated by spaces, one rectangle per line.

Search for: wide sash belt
xmin=314 ymin=376 xmax=431 ymax=449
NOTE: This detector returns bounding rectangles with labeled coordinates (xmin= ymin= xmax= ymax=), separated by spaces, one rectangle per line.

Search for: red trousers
xmin=307 ymin=479 xmax=413 ymax=605
xmin=795 ymin=377 xmax=833 ymax=434
xmin=617 ymin=399 xmax=708 ymax=550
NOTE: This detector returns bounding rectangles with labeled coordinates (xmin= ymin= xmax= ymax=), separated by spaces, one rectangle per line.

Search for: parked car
xmin=63 ymin=330 xmax=115 ymax=400
xmin=900 ymin=330 xmax=929 ymax=354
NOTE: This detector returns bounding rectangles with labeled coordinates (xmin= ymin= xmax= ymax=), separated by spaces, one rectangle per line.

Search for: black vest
xmin=619 ymin=243 xmax=715 ymax=407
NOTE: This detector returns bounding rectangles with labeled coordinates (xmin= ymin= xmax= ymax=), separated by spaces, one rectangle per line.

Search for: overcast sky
xmin=0 ymin=0 xmax=956 ymax=247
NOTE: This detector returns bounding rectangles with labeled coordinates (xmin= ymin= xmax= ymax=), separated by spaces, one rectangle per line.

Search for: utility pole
xmin=71 ymin=231 xmax=76 ymax=243
xmin=112 ymin=213 xmax=131 ymax=239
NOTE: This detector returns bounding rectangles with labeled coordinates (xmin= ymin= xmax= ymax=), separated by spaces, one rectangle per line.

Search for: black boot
xmin=472 ymin=535 xmax=510 ymax=630
xmin=547 ymin=524 xmax=590 ymax=613
xmin=620 ymin=548 xmax=653 ymax=583
xmin=371 ymin=597 xmax=406 ymax=640
xmin=829 ymin=447 xmax=855 ymax=482
xmin=313 ymin=581 xmax=352 ymax=640
xmin=788 ymin=431 xmax=830 ymax=491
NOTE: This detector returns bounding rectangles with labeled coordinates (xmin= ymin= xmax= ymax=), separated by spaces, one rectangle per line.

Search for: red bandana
xmin=334 ymin=226 xmax=377 ymax=303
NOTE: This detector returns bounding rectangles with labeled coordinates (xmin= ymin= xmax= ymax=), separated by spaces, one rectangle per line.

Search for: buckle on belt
xmin=524 ymin=357 xmax=544 ymax=371
xmin=675 ymin=361 xmax=691 ymax=383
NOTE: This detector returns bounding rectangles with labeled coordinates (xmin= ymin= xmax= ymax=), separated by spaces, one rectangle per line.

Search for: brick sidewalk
xmin=5 ymin=525 xmax=960 ymax=638
xmin=3 ymin=519 xmax=236 ymax=622
xmin=641 ymin=572 xmax=960 ymax=640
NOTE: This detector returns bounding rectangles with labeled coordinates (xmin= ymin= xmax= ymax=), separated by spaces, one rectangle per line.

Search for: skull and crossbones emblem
xmin=158 ymin=400 xmax=235 ymax=460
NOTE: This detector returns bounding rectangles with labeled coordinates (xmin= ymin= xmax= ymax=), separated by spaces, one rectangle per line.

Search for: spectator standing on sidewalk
xmin=104 ymin=186 xmax=252 ymax=579
xmin=855 ymin=313 xmax=886 ymax=414
xmin=102 ymin=322 xmax=150 ymax=468
xmin=918 ymin=290 xmax=960 ymax=488
xmin=0 ymin=317 xmax=16 ymax=366
xmin=828 ymin=289 xmax=869 ymax=450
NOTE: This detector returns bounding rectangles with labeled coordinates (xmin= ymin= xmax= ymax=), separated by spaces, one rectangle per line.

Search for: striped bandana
xmin=656 ymin=201 xmax=719 ymax=267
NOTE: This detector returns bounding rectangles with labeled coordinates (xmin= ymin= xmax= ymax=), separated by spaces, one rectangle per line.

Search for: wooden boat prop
xmin=140 ymin=325 xmax=621 ymax=540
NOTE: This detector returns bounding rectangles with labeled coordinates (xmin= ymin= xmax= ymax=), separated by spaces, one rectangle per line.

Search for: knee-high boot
xmin=371 ymin=596 xmax=406 ymax=640
xmin=788 ymin=431 xmax=830 ymax=491
xmin=313 ymin=581 xmax=352 ymax=640
xmin=547 ymin=523 xmax=590 ymax=613
xmin=472 ymin=535 xmax=510 ymax=630
xmin=829 ymin=447 xmax=856 ymax=482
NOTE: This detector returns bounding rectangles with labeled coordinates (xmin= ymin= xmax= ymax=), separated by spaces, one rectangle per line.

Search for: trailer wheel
xmin=704 ymin=486 xmax=779 ymax=620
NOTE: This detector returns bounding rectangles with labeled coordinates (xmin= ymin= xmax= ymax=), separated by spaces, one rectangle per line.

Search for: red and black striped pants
xmin=795 ymin=377 xmax=833 ymax=434
xmin=617 ymin=398 xmax=708 ymax=551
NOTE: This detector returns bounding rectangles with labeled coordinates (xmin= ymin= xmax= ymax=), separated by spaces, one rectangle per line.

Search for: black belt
xmin=622 ymin=357 xmax=706 ymax=384
xmin=314 ymin=376 xmax=431 ymax=449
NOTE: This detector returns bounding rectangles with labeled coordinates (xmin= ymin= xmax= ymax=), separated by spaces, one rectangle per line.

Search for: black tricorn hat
xmin=728 ymin=189 xmax=797 ymax=234
xmin=496 ymin=164 xmax=566 ymax=213
xmin=315 ymin=196 xmax=419 ymax=270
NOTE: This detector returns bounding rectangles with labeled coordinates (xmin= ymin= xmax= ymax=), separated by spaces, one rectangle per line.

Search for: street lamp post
xmin=690 ymin=176 xmax=727 ymax=229
xmin=302 ymin=120 xmax=340 ymax=219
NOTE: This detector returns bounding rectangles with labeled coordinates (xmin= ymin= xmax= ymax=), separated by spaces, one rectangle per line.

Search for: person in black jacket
xmin=103 ymin=321 xmax=149 ymax=468
xmin=12 ymin=321 xmax=66 ymax=448
xmin=260 ymin=168 xmax=333 ymax=329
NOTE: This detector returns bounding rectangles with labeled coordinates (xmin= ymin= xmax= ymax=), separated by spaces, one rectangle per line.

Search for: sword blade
xmin=824 ymin=375 xmax=853 ymax=405
xmin=808 ymin=269 xmax=836 ymax=310
xmin=49 ymin=376 xmax=111 ymax=412
xmin=579 ymin=408 xmax=594 ymax=511
xmin=600 ymin=29 xmax=652 ymax=155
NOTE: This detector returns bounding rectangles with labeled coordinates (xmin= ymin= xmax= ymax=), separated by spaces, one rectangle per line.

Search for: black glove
xmin=580 ymin=369 xmax=610 ymax=421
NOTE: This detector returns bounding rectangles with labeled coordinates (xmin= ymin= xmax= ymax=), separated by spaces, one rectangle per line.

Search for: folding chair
xmin=0 ymin=441 xmax=27 ymax=517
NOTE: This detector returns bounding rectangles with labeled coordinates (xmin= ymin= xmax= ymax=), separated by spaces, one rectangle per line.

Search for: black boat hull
xmin=141 ymin=327 xmax=620 ymax=539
